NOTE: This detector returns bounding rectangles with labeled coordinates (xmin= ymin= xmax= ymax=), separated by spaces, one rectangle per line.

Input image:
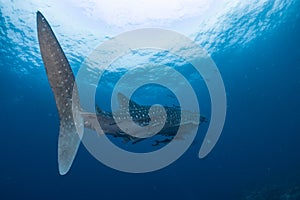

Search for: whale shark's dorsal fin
xmin=37 ymin=11 xmax=83 ymax=175
xmin=117 ymin=93 xmax=141 ymax=110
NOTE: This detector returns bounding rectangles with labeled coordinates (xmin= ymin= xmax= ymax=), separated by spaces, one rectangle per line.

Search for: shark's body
xmin=83 ymin=94 xmax=207 ymax=143
xmin=37 ymin=11 xmax=206 ymax=175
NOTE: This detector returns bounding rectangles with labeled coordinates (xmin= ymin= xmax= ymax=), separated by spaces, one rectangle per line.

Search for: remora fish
xmin=37 ymin=11 xmax=206 ymax=175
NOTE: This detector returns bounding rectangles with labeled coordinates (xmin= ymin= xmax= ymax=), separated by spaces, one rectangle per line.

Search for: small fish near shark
xmin=37 ymin=11 xmax=207 ymax=175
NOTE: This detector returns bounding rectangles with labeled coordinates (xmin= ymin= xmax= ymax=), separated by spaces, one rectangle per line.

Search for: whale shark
xmin=37 ymin=11 xmax=207 ymax=175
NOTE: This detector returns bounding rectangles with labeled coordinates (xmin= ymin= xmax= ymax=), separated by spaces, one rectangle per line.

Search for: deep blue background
xmin=1 ymin=2 xmax=300 ymax=200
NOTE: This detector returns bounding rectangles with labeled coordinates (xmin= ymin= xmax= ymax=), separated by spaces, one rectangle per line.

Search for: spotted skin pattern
xmin=37 ymin=11 xmax=207 ymax=175
xmin=37 ymin=11 xmax=82 ymax=175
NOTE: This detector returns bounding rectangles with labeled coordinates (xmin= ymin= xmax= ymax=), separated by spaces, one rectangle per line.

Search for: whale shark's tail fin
xmin=37 ymin=11 xmax=83 ymax=175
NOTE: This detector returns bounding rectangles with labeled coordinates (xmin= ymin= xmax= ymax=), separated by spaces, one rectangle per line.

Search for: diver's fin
xmin=37 ymin=11 xmax=83 ymax=175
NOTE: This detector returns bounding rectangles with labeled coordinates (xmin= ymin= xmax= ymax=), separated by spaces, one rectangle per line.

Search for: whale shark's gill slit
xmin=37 ymin=11 xmax=82 ymax=175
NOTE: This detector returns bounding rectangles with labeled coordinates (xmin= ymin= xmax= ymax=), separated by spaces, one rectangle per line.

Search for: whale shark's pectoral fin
xmin=152 ymin=138 xmax=172 ymax=146
xmin=37 ymin=11 xmax=83 ymax=175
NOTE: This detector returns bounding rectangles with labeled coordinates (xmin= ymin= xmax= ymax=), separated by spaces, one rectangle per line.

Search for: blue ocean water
xmin=1 ymin=1 xmax=300 ymax=200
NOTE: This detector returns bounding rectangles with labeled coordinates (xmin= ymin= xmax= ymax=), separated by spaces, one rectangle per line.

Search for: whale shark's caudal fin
xmin=37 ymin=11 xmax=83 ymax=175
